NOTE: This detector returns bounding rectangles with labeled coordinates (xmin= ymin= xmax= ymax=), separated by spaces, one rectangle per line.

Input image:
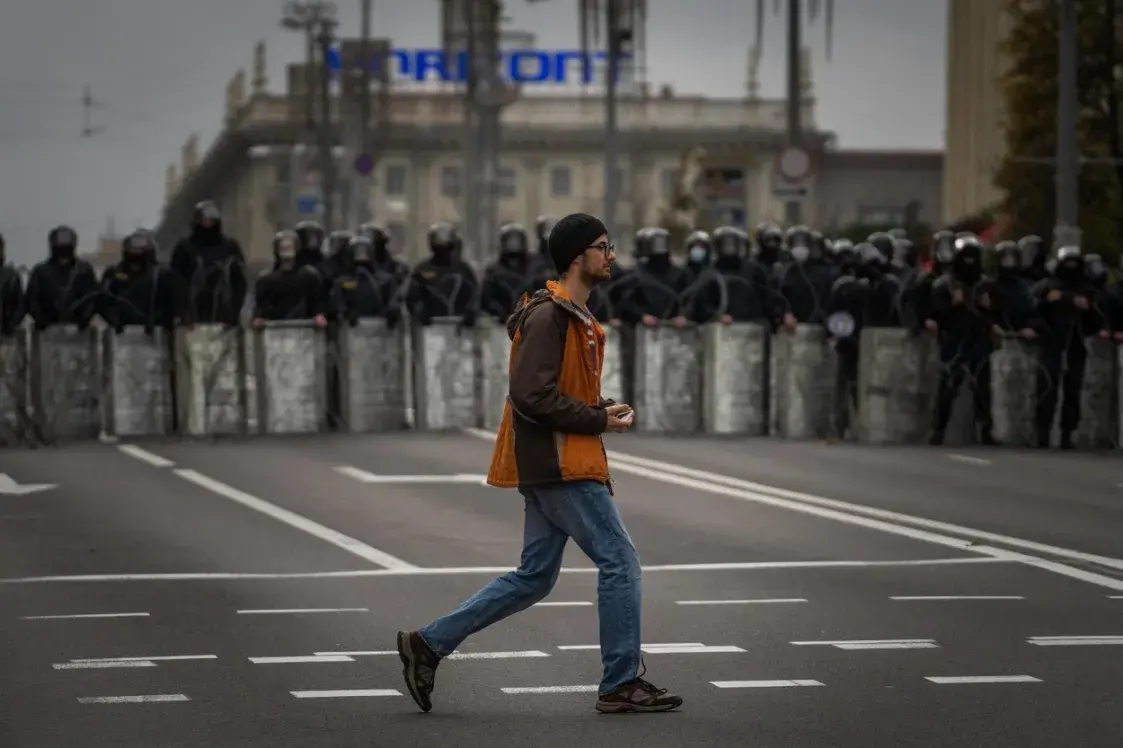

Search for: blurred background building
xmin=942 ymin=0 xmax=1010 ymax=226
xmin=154 ymin=17 xmax=942 ymax=269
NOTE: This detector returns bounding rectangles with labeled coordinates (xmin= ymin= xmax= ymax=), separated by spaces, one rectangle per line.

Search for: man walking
xmin=397 ymin=213 xmax=682 ymax=714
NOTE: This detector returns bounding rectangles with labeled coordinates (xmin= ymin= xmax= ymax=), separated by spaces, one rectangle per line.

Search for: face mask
xmin=125 ymin=252 xmax=145 ymax=265
xmin=791 ymin=246 xmax=810 ymax=263
xmin=688 ymin=246 xmax=707 ymax=264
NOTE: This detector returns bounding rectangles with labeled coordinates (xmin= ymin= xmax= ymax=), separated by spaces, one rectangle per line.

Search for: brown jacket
xmin=486 ymin=280 xmax=615 ymax=492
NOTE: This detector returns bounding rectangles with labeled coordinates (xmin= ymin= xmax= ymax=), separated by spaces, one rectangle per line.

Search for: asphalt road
xmin=2 ymin=432 xmax=1122 ymax=747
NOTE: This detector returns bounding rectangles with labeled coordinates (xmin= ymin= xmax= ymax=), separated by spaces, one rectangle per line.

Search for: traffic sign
xmin=771 ymin=146 xmax=814 ymax=203
xmin=353 ymin=153 xmax=374 ymax=176
xmin=296 ymin=194 xmax=321 ymax=215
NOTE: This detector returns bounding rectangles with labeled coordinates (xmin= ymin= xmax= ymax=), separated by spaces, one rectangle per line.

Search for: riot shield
xmin=336 ymin=317 xmax=407 ymax=433
xmin=702 ymin=322 xmax=768 ymax=435
xmin=251 ymin=320 xmax=329 ymax=435
xmin=410 ymin=316 xmax=481 ymax=430
xmin=174 ymin=324 xmax=248 ymax=436
xmin=855 ymin=327 xmax=939 ymax=445
xmin=0 ymin=329 xmax=29 ymax=446
xmin=633 ymin=323 xmax=703 ymax=433
xmin=102 ymin=327 xmax=174 ymax=437
xmin=479 ymin=318 xmax=511 ymax=431
xmin=990 ymin=337 xmax=1039 ymax=447
xmin=769 ymin=324 xmax=838 ymax=440
xmin=29 ymin=325 xmax=101 ymax=442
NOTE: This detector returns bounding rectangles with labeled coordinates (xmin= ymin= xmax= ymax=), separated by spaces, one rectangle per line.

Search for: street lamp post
xmin=281 ymin=1 xmax=339 ymax=231
xmin=1054 ymin=0 xmax=1080 ymax=249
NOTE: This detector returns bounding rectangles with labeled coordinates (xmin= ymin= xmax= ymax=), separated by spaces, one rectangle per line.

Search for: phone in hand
xmin=619 ymin=409 xmax=634 ymax=424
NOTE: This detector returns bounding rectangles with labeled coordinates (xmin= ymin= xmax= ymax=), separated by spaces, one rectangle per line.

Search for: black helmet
xmin=498 ymin=223 xmax=529 ymax=255
xmin=294 ymin=220 xmax=325 ymax=254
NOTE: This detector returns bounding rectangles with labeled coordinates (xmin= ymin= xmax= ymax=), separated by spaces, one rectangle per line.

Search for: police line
xmin=0 ymin=318 xmax=1119 ymax=448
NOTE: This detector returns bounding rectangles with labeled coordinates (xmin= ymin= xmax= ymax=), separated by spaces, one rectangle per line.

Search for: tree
xmin=993 ymin=0 xmax=1122 ymax=258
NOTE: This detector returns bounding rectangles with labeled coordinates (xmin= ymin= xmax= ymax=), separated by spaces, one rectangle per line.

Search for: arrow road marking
xmin=0 ymin=474 xmax=57 ymax=495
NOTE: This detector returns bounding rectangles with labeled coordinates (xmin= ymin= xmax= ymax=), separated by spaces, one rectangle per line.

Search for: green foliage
xmin=993 ymin=0 xmax=1123 ymax=261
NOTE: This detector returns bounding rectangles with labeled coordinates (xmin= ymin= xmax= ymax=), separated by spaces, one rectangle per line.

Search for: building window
xmin=660 ymin=168 xmax=677 ymax=199
xmin=550 ymin=166 xmax=572 ymax=197
xmin=440 ymin=165 xmax=461 ymax=198
xmin=384 ymin=165 xmax=407 ymax=196
xmin=498 ymin=166 xmax=517 ymax=198
xmin=387 ymin=221 xmax=407 ymax=254
xmin=857 ymin=206 xmax=906 ymax=225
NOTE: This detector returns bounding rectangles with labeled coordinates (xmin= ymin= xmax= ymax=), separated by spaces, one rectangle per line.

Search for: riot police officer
xmin=0 ymin=233 xmax=24 ymax=336
xmin=711 ymin=225 xmax=770 ymax=324
xmin=251 ymin=230 xmax=327 ymax=327
xmin=928 ymin=235 xmax=996 ymax=445
xmin=618 ymin=226 xmax=689 ymax=327
xmin=169 ymin=200 xmax=247 ymax=326
xmin=329 ymin=235 xmax=399 ymax=327
xmin=405 ymin=222 xmax=478 ymax=327
xmin=681 ymin=230 xmax=728 ymax=324
xmin=774 ymin=225 xmax=833 ymax=330
xmin=26 ymin=225 xmax=99 ymax=330
xmin=1032 ymin=246 xmax=1102 ymax=448
xmin=98 ymin=229 xmax=176 ymax=333
xmin=480 ymin=223 xmax=535 ymax=321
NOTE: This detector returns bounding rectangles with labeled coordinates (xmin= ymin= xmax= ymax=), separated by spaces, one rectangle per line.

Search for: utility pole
xmin=603 ymin=0 xmax=621 ymax=240
xmin=1054 ymin=0 xmax=1080 ymax=249
xmin=282 ymin=1 xmax=339 ymax=230
xmin=317 ymin=22 xmax=338 ymax=232
xmin=460 ymin=0 xmax=503 ymax=267
xmin=785 ymin=0 xmax=803 ymax=226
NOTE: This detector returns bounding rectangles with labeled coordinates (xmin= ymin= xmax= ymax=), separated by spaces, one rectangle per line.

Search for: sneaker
xmin=596 ymin=676 xmax=683 ymax=714
xmin=397 ymin=630 xmax=440 ymax=712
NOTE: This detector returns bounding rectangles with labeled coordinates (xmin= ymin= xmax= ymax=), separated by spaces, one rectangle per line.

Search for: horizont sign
xmin=326 ymin=48 xmax=628 ymax=85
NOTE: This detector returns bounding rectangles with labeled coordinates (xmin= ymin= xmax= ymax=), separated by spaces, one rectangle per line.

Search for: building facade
xmin=943 ymin=0 xmax=1012 ymax=225
xmin=155 ymin=41 xmax=943 ymax=267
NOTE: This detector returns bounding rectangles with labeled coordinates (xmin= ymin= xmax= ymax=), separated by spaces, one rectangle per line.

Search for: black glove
xmin=386 ymin=310 xmax=401 ymax=329
xmin=114 ymin=324 xmax=126 ymax=335
xmin=461 ymin=309 xmax=476 ymax=329
xmin=144 ymin=324 xmax=155 ymax=338
xmin=348 ymin=314 xmax=361 ymax=328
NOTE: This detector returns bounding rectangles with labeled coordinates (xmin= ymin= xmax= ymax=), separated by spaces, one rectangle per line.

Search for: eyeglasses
xmin=588 ymin=242 xmax=616 ymax=255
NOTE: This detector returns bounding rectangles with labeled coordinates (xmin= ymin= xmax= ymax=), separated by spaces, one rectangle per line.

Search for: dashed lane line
xmin=712 ymin=680 xmax=825 ymax=689
xmin=20 ymin=612 xmax=150 ymax=620
xmin=291 ymin=689 xmax=401 ymax=699
xmin=925 ymin=675 xmax=1042 ymax=684
xmin=676 ymin=599 xmax=807 ymax=606
xmin=236 ymin=608 xmax=369 ymax=615
xmin=77 ymin=694 xmax=190 ymax=704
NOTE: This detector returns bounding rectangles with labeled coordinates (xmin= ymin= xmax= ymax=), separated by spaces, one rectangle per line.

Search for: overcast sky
xmin=0 ymin=0 xmax=945 ymax=266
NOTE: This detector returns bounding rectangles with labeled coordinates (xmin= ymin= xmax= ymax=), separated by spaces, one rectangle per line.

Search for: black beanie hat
xmin=548 ymin=212 xmax=608 ymax=274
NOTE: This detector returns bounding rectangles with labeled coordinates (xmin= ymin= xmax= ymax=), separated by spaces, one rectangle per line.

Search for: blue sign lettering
xmin=326 ymin=47 xmax=627 ymax=85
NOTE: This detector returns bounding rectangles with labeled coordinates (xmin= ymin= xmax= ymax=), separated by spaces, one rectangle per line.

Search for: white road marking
xmin=712 ymin=680 xmax=824 ymax=689
xmin=592 ymin=447 xmax=1123 ymax=593
xmin=446 ymin=651 xmax=550 ymax=660
xmin=890 ymin=596 xmax=1025 ymax=601
xmin=72 ymin=655 xmax=216 ymax=662
xmin=313 ymin=650 xmax=396 ymax=657
xmin=502 ymin=685 xmax=599 ymax=694
xmin=116 ymin=445 xmax=175 ymax=468
xmin=174 ymin=469 xmax=417 ymax=571
xmin=249 ymin=655 xmax=355 ymax=664
xmin=0 ymin=556 xmax=1009 ymax=584
xmin=947 ymin=454 xmax=991 ymax=466
xmin=291 ymin=689 xmax=401 ymax=698
xmin=55 ymin=661 xmax=157 ymax=669
xmin=533 ymin=601 xmax=592 ymax=607
xmin=926 ymin=675 xmax=1041 ymax=684
xmin=77 ymin=694 xmax=190 ymax=704
xmin=1027 ymin=636 xmax=1123 ymax=646
xmin=335 ymin=466 xmax=488 ymax=484
xmin=0 ymin=474 xmax=57 ymax=495
xmin=1109 ymin=595 xmax=1123 ymax=599
xmin=21 ymin=612 xmax=150 ymax=620
xmin=792 ymin=639 xmax=937 ymax=650
xmin=558 ymin=642 xmax=704 ymax=651
xmin=676 ymin=598 xmax=807 ymax=606
xmin=642 ymin=644 xmax=745 ymax=654
xmin=236 ymin=608 xmax=369 ymax=615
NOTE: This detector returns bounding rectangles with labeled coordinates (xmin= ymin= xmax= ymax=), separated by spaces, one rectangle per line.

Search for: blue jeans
xmin=419 ymin=479 xmax=643 ymax=694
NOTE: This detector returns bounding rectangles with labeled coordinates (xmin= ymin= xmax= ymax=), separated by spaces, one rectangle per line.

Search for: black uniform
xmin=98 ymin=230 xmax=176 ymax=333
xmin=1086 ymin=254 xmax=1122 ymax=340
xmin=616 ymin=227 xmax=688 ymax=324
xmin=1018 ymin=234 xmax=1050 ymax=283
xmin=753 ymin=222 xmax=784 ymax=270
xmin=169 ymin=201 xmax=247 ymax=326
xmin=987 ymin=241 xmax=1037 ymax=335
xmin=405 ymin=222 xmax=478 ymax=326
xmin=321 ymin=230 xmax=354 ymax=287
xmin=252 ymin=230 xmax=324 ymax=321
xmin=1031 ymin=247 xmax=1103 ymax=448
xmin=527 ymin=215 xmax=558 ymax=287
xmin=900 ymin=230 xmax=955 ymax=332
xmin=25 ymin=226 xmax=99 ymax=330
xmin=480 ymin=224 xmax=536 ymax=321
xmin=680 ymin=231 xmax=728 ymax=324
xmin=329 ymin=235 xmax=399 ymax=326
xmin=774 ymin=226 xmax=834 ymax=327
xmin=0 ymin=234 xmax=25 ymax=335
xmin=710 ymin=226 xmax=770 ymax=323
xmin=928 ymin=236 xmax=996 ymax=445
